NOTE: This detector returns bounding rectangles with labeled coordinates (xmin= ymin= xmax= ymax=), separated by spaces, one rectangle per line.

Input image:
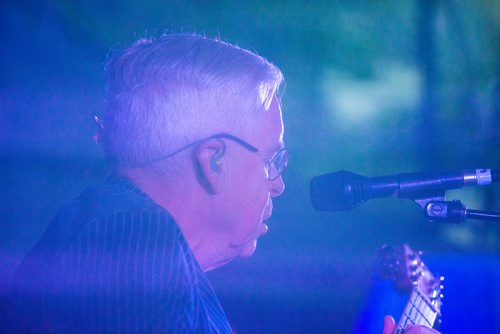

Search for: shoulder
xmin=31 ymin=180 xmax=185 ymax=256
xmin=17 ymin=180 xmax=194 ymax=289
xmin=64 ymin=194 xmax=191 ymax=277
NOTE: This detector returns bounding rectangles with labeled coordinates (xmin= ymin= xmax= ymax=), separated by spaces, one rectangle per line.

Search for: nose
xmin=270 ymin=175 xmax=285 ymax=197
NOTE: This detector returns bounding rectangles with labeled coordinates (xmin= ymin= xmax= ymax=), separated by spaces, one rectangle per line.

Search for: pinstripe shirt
xmin=11 ymin=177 xmax=232 ymax=333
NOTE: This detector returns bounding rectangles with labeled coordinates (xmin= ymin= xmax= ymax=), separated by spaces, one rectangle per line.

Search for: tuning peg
xmin=410 ymin=259 xmax=419 ymax=267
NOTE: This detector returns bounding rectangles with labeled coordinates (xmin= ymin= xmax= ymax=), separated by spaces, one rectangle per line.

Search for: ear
xmin=193 ymin=139 xmax=226 ymax=194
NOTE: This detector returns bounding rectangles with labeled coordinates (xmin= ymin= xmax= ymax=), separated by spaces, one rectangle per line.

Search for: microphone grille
xmin=310 ymin=171 xmax=366 ymax=211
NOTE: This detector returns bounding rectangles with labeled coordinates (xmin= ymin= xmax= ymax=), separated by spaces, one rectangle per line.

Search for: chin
xmin=239 ymin=239 xmax=258 ymax=258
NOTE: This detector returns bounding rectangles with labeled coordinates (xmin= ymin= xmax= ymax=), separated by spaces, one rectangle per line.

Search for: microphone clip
xmin=413 ymin=196 xmax=500 ymax=223
xmin=424 ymin=200 xmax=466 ymax=224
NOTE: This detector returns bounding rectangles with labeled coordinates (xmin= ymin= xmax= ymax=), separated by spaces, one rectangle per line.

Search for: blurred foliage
xmin=2 ymin=0 xmax=499 ymax=265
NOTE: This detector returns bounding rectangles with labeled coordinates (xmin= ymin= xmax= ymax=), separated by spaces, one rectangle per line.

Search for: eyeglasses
xmin=155 ymin=133 xmax=288 ymax=181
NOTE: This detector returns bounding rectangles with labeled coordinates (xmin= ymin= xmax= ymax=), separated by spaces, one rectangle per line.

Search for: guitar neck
xmin=395 ymin=288 xmax=440 ymax=333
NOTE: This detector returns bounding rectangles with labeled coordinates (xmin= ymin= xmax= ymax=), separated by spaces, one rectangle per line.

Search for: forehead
xmin=252 ymin=95 xmax=284 ymax=152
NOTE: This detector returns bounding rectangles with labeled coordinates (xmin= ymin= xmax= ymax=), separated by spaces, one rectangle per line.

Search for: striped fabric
xmin=10 ymin=177 xmax=232 ymax=333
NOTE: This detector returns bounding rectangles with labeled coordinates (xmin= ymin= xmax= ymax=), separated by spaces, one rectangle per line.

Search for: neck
xmin=119 ymin=167 xmax=234 ymax=272
xmin=396 ymin=288 xmax=439 ymax=333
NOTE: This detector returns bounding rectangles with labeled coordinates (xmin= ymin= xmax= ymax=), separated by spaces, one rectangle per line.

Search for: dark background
xmin=1 ymin=1 xmax=499 ymax=333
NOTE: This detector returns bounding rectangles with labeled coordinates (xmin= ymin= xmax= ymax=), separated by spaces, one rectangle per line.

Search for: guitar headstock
xmin=379 ymin=244 xmax=444 ymax=313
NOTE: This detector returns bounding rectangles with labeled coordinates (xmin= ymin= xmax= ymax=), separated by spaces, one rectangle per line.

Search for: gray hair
xmin=102 ymin=33 xmax=283 ymax=169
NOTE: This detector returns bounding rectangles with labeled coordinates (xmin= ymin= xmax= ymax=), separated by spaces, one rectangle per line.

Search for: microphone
xmin=310 ymin=169 xmax=499 ymax=211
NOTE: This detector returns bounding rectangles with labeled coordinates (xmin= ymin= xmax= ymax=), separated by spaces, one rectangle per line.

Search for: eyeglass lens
xmin=268 ymin=149 xmax=288 ymax=180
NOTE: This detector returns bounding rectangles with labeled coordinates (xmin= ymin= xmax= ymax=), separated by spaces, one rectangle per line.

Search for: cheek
xmin=245 ymin=174 xmax=270 ymax=205
xmin=232 ymin=158 xmax=270 ymax=218
xmin=243 ymin=182 xmax=271 ymax=226
xmin=226 ymin=173 xmax=271 ymax=249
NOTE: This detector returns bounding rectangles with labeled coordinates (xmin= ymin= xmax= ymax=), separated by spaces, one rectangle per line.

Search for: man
xmin=11 ymin=33 xmax=285 ymax=333
xmin=10 ymin=33 xmax=436 ymax=333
